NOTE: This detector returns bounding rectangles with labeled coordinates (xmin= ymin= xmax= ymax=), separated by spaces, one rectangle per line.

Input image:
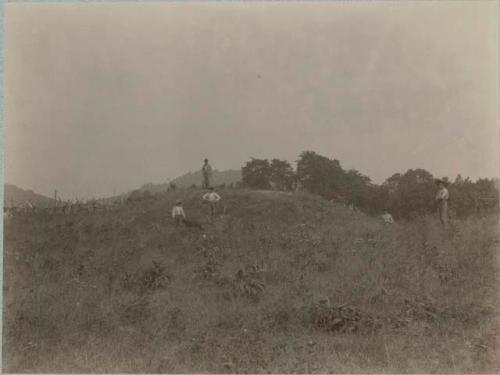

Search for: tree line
xmin=241 ymin=151 xmax=499 ymax=219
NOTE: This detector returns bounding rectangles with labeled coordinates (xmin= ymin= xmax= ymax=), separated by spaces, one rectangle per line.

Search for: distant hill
xmin=4 ymin=184 xmax=55 ymax=207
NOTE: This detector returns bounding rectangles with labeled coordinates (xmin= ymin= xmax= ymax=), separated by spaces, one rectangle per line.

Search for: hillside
xmin=3 ymin=190 xmax=499 ymax=373
xmin=4 ymin=184 xmax=54 ymax=207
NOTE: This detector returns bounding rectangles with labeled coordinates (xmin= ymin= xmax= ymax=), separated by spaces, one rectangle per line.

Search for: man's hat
xmin=435 ymin=179 xmax=448 ymax=186
xmin=176 ymin=200 xmax=182 ymax=205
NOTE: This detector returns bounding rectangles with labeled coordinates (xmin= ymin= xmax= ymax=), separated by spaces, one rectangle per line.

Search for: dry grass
xmin=3 ymin=189 xmax=499 ymax=373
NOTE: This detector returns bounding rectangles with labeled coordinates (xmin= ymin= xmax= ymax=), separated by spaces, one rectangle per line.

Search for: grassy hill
xmin=3 ymin=190 xmax=499 ymax=372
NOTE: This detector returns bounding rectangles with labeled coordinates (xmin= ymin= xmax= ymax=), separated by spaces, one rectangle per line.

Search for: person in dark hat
xmin=435 ymin=179 xmax=449 ymax=225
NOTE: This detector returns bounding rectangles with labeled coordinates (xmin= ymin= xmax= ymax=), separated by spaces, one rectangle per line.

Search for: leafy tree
xmin=296 ymin=151 xmax=344 ymax=198
xmin=383 ymin=171 xmax=499 ymax=219
xmin=470 ymin=178 xmax=498 ymax=216
xmin=445 ymin=176 xmax=498 ymax=218
xmin=296 ymin=151 xmax=377 ymax=212
xmin=384 ymin=173 xmax=402 ymax=193
xmin=241 ymin=158 xmax=272 ymax=189
xmin=447 ymin=175 xmax=476 ymax=217
xmin=240 ymin=151 xmax=498 ymax=219
xmin=383 ymin=169 xmax=436 ymax=219
xmin=270 ymin=159 xmax=295 ymax=191
xmin=340 ymin=169 xmax=374 ymax=209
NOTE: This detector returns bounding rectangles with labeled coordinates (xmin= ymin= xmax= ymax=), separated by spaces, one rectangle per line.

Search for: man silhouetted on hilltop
xmin=202 ymin=159 xmax=213 ymax=189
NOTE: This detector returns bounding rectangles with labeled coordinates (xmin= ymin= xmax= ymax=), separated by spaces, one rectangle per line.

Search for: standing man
xmin=435 ymin=179 xmax=449 ymax=225
xmin=202 ymin=159 xmax=213 ymax=189
xmin=203 ymin=187 xmax=221 ymax=217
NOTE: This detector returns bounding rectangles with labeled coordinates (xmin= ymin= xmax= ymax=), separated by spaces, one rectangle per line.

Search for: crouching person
xmin=381 ymin=209 xmax=394 ymax=224
xmin=172 ymin=200 xmax=204 ymax=229
xmin=172 ymin=200 xmax=186 ymax=225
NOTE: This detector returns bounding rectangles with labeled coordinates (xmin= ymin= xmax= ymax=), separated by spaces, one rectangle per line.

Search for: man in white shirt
xmin=203 ymin=187 xmax=221 ymax=217
xmin=381 ymin=209 xmax=394 ymax=224
xmin=435 ymin=179 xmax=449 ymax=225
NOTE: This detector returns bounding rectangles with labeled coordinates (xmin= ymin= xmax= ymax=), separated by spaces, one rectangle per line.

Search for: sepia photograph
xmin=2 ymin=1 xmax=499 ymax=373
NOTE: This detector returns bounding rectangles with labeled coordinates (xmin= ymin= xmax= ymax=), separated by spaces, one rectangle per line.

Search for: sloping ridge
xmin=4 ymin=184 xmax=55 ymax=207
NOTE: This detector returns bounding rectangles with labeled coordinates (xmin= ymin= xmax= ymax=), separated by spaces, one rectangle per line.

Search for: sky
xmin=4 ymin=1 xmax=499 ymax=200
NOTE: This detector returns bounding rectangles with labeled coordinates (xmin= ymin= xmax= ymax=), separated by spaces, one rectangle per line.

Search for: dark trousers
xmin=174 ymin=215 xmax=185 ymax=225
xmin=209 ymin=202 xmax=217 ymax=217
xmin=438 ymin=200 xmax=448 ymax=225
xmin=203 ymin=174 xmax=211 ymax=189
xmin=174 ymin=215 xmax=203 ymax=229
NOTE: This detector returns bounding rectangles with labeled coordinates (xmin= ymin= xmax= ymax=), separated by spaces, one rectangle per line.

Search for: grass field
xmin=3 ymin=189 xmax=499 ymax=373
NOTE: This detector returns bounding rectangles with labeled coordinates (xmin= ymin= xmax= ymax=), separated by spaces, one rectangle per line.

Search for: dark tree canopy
xmin=240 ymin=152 xmax=498 ymax=219
xmin=382 ymin=169 xmax=436 ymax=219
xmin=241 ymin=158 xmax=273 ymax=189
xmin=269 ymin=159 xmax=295 ymax=191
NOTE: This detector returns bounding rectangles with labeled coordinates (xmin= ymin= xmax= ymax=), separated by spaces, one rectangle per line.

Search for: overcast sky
xmin=4 ymin=1 xmax=499 ymax=200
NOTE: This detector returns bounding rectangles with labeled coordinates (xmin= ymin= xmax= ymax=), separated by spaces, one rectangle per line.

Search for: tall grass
xmin=3 ymin=190 xmax=499 ymax=373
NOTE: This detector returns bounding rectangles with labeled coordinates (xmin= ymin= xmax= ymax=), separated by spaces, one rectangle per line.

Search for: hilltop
xmin=171 ymin=168 xmax=241 ymax=188
xmin=132 ymin=169 xmax=242 ymax=196
xmin=3 ymin=189 xmax=499 ymax=372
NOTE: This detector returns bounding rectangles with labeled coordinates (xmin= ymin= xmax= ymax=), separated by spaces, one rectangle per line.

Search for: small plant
xmin=308 ymin=301 xmax=390 ymax=334
xmin=234 ymin=265 xmax=266 ymax=301
xmin=139 ymin=261 xmax=170 ymax=292
xmin=121 ymin=261 xmax=171 ymax=295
